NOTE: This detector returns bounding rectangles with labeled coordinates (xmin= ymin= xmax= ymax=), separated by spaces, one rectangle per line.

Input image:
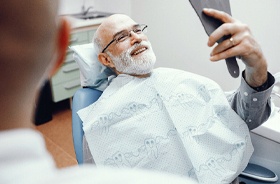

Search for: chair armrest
xmin=71 ymin=88 xmax=102 ymax=164
xmin=240 ymin=163 xmax=278 ymax=182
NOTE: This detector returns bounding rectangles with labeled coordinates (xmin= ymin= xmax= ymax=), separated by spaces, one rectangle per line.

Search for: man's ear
xmin=98 ymin=53 xmax=115 ymax=68
xmin=49 ymin=18 xmax=70 ymax=76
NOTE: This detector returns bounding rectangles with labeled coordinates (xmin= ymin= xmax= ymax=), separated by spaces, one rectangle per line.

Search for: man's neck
xmin=130 ymin=73 xmax=151 ymax=78
xmin=115 ymin=69 xmax=152 ymax=78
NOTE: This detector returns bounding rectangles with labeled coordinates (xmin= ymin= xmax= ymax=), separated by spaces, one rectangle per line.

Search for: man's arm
xmin=227 ymin=71 xmax=275 ymax=130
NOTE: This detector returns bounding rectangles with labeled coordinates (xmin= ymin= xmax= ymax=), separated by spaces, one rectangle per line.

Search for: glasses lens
xmin=116 ymin=34 xmax=129 ymax=43
xmin=115 ymin=24 xmax=148 ymax=43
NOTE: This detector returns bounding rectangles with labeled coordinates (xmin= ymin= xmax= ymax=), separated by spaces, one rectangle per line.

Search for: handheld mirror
xmin=189 ymin=0 xmax=240 ymax=78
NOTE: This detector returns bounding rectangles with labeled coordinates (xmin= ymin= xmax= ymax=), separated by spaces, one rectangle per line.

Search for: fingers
xmin=203 ymin=8 xmax=240 ymax=46
xmin=209 ymin=22 xmax=253 ymax=61
xmin=204 ymin=8 xmax=252 ymax=61
xmin=210 ymin=43 xmax=240 ymax=62
xmin=207 ymin=23 xmax=240 ymax=47
xmin=210 ymin=35 xmax=241 ymax=57
xmin=204 ymin=9 xmax=267 ymax=82
xmin=203 ymin=8 xmax=234 ymax=24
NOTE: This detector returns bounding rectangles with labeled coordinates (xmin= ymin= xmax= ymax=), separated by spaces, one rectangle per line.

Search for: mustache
xmin=126 ymin=41 xmax=151 ymax=55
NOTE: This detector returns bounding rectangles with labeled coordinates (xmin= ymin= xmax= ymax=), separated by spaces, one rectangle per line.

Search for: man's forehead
xmin=101 ymin=14 xmax=137 ymax=35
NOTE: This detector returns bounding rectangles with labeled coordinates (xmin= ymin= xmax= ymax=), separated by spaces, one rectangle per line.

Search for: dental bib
xmin=78 ymin=68 xmax=253 ymax=184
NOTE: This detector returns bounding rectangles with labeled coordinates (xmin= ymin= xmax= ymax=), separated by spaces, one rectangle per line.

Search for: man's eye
xmin=117 ymin=35 xmax=128 ymax=42
xmin=134 ymin=29 xmax=142 ymax=33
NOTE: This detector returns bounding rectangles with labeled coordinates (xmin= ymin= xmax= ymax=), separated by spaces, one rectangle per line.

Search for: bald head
xmin=0 ymin=0 xmax=59 ymax=90
xmin=0 ymin=0 xmax=69 ymax=130
xmin=0 ymin=0 xmax=58 ymax=74
xmin=94 ymin=14 xmax=138 ymax=53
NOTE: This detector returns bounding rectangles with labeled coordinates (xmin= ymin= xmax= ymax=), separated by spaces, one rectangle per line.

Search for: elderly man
xmin=78 ymin=9 xmax=275 ymax=184
xmin=0 ymin=0 xmax=198 ymax=184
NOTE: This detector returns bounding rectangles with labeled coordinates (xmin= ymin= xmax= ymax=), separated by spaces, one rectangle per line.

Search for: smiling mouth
xmin=131 ymin=47 xmax=148 ymax=56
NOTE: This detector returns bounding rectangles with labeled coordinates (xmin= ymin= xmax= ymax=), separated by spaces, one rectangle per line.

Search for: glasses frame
xmin=101 ymin=24 xmax=148 ymax=53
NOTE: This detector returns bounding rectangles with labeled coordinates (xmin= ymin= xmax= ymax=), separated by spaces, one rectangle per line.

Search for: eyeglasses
xmin=101 ymin=24 xmax=148 ymax=53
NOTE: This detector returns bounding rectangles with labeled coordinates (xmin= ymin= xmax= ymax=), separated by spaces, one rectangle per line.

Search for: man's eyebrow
xmin=112 ymin=24 xmax=140 ymax=39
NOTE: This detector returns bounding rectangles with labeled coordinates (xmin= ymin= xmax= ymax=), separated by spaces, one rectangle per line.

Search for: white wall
xmin=58 ymin=0 xmax=131 ymax=16
xmin=93 ymin=0 xmax=131 ymax=16
xmin=131 ymin=0 xmax=280 ymax=91
xmin=59 ymin=0 xmax=94 ymax=15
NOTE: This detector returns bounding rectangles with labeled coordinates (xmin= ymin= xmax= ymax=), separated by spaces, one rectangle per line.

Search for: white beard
xmin=107 ymin=41 xmax=156 ymax=75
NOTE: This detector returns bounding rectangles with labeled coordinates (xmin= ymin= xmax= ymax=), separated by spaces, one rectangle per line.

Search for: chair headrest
xmin=70 ymin=43 xmax=115 ymax=91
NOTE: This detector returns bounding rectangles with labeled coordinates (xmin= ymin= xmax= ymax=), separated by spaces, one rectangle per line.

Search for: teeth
xmin=133 ymin=48 xmax=146 ymax=55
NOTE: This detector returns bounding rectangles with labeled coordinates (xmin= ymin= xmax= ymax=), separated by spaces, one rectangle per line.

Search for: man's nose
xmin=129 ymin=31 xmax=142 ymax=45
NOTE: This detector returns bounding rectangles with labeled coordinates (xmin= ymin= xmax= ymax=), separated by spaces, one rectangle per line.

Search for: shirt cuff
xmin=240 ymin=71 xmax=275 ymax=108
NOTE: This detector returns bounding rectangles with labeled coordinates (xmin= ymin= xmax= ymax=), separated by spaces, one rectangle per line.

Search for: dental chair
xmin=71 ymin=43 xmax=279 ymax=183
xmin=70 ymin=43 xmax=111 ymax=164
xmin=72 ymin=87 xmax=102 ymax=164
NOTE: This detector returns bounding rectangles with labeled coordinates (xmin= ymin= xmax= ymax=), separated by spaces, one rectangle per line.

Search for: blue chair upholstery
xmin=71 ymin=87 xmax=102 ymax=164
